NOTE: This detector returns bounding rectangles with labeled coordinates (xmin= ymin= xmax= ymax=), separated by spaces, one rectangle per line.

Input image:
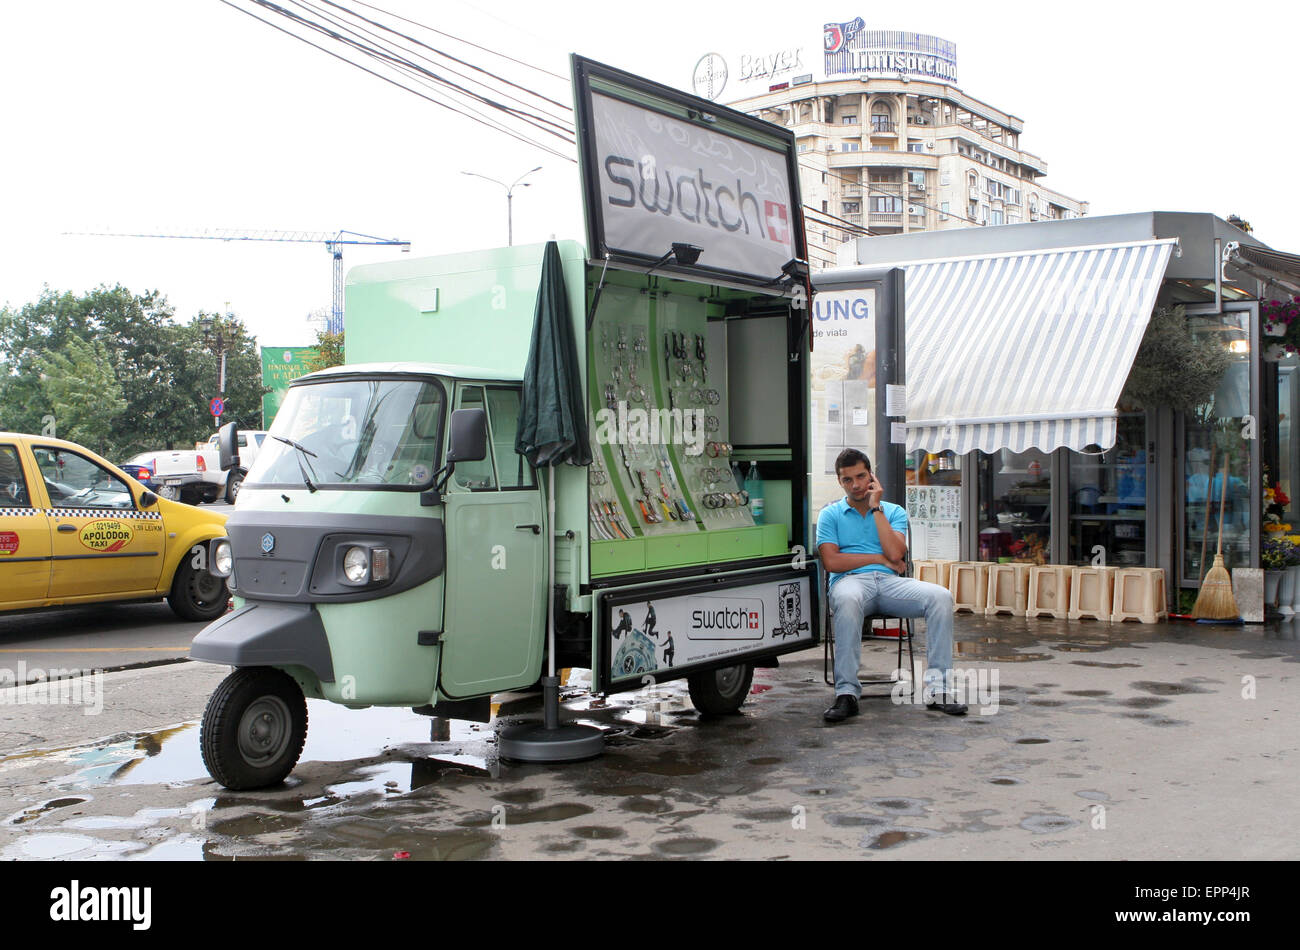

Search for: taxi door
xmin=0 ymin=440 xmax=52 ymax=608
xmin=31 ymin=444 xmax=166 ymax=600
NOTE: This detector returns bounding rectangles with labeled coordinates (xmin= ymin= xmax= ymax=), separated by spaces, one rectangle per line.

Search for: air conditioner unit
xmin=914 ymin=183 xmax=926 ymax=192
xmin=908 ymin=205 xmax=921 ymax=216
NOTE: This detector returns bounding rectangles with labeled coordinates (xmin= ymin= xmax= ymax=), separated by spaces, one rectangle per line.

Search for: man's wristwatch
xmin=868 ymin=506 xmax=883 ymax=515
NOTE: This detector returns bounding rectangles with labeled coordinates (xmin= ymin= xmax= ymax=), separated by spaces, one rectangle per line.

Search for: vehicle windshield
xmin=247 ymin=377 xmax=445 ymax=490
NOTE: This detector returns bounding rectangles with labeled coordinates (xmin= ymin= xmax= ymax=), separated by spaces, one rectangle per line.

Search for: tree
xmin=0 ymin=285 xmax=268 ymax=458
xmin=305 ymin=328 xmax=344 ymax=372
xmin=36 ymin=336 xmax=126 ymax=455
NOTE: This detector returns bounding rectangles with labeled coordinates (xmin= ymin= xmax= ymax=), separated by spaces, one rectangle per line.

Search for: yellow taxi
xmin=0 ymin=432 xmax=230 ymax=620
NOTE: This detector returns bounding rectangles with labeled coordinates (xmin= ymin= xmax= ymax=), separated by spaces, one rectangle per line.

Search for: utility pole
xmin=461 ymin=167 xmax=542 ymax=246
xmin=201 ymin=314 xmax=228 ymax=427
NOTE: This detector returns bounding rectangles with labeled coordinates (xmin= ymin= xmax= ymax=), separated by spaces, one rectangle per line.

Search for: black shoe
xmin=823 ymin=694 xmax=860 ymax=723
xmin=925 ymin=692 xmax=968 ymax=716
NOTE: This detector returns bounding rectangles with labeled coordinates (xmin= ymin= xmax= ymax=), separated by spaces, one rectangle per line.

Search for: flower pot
xmin=1279 ymin=568 xmax=1297 ymax=615
xmin=1265 ymin=321 xmax=1286 ymax=336
xmin=1265 ymin=570 xmax=1284 ymax=609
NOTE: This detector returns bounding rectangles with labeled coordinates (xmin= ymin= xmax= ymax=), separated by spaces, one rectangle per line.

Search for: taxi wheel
xmin=201 ymin=667 xmax=308 ymax=791
xmin=167 ymin=553 xmax=230 ymax=621
xmin=687 ymin=663 xmax=753 ymax=716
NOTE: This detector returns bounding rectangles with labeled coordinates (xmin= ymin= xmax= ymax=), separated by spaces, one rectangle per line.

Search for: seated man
xmin=817 ymin=448 xmax=967 ymax=722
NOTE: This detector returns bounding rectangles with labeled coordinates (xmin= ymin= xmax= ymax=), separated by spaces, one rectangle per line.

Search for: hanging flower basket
xmin=1263 ymin=296 xmax=1300 ymax=353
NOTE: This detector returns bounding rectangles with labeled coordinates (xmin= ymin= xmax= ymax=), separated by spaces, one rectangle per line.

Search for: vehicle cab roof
xmin=294 ymin=361 xmax=522 ymax=385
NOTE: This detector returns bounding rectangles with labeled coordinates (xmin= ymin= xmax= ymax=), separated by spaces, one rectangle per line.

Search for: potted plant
xmin=1263 ymin=295 xmax=1300 ymax=343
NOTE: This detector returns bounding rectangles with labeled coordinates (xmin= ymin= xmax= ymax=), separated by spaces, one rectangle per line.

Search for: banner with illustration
xmin=606 ymin=574 xmax=812 ymax=685
xmin=810 ymin=288 xmax=876 ymax=514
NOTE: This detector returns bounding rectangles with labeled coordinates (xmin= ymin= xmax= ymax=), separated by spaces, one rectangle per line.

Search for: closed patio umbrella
xmin=501 ymin=241 xmax=602 ymax=762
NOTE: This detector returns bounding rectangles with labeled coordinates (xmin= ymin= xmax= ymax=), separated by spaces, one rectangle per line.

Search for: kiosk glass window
xmin=1182 ymin=312 xmax=1253 ymax=583
xmin=1068 ymin=412 xmax=1149 ymax=567
xmin=976 ymin=448 xmax=1053 ymax=564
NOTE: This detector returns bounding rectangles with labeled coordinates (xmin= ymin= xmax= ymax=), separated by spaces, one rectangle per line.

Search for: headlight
xmin=343 ymin=545 xmax=370 ymax=583
xmin=212 ymin=540 xmax=233 ymax=578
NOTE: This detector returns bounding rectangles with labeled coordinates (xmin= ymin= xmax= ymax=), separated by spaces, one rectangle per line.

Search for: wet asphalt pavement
xmin=1 ymin=613 xmax=1298 ymax=860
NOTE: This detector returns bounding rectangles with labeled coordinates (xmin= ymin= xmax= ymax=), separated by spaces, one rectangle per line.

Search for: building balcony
xmin=868 ymin=212 xmax=903 ymax=225
xmin=869 ymin=121 xmax=897 ymax=135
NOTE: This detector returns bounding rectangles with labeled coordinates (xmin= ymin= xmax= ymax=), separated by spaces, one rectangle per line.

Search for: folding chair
xmin=821 ymin=526 xmax=916 ymax=696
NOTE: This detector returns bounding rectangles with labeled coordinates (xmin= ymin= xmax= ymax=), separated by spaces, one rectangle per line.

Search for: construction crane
xmin=68 ymin=229 xmax=412 ymax=333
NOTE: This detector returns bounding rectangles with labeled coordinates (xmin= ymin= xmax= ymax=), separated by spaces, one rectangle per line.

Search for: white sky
xmin=2 ymin=0 xmax=1296 ymax=349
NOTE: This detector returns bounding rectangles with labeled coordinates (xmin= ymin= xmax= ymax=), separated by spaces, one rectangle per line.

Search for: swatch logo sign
xmin=689 ymin=598 xmax=764 ymax=640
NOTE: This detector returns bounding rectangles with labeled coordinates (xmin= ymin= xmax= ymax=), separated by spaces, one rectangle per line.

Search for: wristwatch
xmin=868 ymin=506 xmax=883 ymax=515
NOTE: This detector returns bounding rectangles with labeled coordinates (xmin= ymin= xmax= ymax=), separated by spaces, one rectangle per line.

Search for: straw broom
xmin=1191 ymin=461 xmax=1239 ymax=620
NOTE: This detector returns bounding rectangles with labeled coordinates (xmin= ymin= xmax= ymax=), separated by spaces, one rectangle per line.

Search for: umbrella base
xmin=498 ymin=722 xmax=605 ymax=763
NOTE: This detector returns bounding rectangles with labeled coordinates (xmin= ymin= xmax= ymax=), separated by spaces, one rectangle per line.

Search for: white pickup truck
xmin=124 ymin=447 xmax=214 ymax=506
xmin=195 ymin=430 xmax=266 ymax=503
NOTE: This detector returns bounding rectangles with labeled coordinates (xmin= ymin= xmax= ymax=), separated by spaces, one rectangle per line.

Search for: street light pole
xmin=461 ymin=166 xmax=543 ymax=246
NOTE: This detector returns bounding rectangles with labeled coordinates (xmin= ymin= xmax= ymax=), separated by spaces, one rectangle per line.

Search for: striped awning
xmin=902 ymin=239 xmax=1176 ymax=455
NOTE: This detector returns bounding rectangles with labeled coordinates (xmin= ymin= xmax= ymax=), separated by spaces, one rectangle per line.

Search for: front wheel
xmin=687 ymin=663 xmax=754 ymax=716
xmin=200 ymin=667 xmax=308 ymax=790
xmin=225 ymin=469 xmax=244 ymax=504
xmin=167 ymin=550 xmax=230 ymax=621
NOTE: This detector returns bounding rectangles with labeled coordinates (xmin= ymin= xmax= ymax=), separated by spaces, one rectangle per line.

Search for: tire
xmin=180 ymin=486 xmax=202 ymax=506
xmin=687 ymin=662 xmax=754 ymax=716
xmin=200 ymin=667 xmax=308 ymax=790
xmin=225 ymin=469 xmax=244 ymax=504
xmin=157 ymin=483 xmax=180 ymax=502
xmin=166 ymin=548 xmax=231 ymax=621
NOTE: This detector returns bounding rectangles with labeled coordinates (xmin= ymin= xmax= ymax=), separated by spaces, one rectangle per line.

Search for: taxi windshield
xmin=247 ymin=377 xmax=445 ymax=490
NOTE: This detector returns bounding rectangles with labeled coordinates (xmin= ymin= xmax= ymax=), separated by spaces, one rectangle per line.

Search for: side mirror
xmin=218 ymin=421 xmax=240 ymax=471
xmin=140 ymin=490 xmax=157 ymax=508
xmin=446 ymin=408 xmax=488 ymax=463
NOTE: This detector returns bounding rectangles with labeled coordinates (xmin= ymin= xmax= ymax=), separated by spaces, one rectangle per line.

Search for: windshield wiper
xmin=272 ymin=435 xmax=321 ymax=493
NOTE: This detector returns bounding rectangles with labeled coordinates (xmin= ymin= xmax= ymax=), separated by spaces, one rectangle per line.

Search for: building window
xmin=941 ymin=201 xmax=950 ymax=221
xmin=870 ymin=145 xmax=889 ymax=151
xmin=907 ymin=141 xmax=924 ymax=153
xmin=990 ymin=209 xmax=1004 ymax=226
xmin=842 ymin=201 xmax=862 ymax=215
xmin=867 ymin=169 xmax=899 ymax=182
xmin=908 ymin=170 xmax=925 ymax=187
xmin=841 ymin=141 xmax=860 ymax=152
xmin=822 ymin=200 xmax=828 ymax=212
xmin=871 ymin=196 xmax=902 ymax=213
xmin=842 ymin=114 xmax=857 ymax=124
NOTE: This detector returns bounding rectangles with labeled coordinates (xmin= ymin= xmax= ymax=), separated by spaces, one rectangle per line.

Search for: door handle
xmin=515 ymin=524 xmax=541 ymax=534
xmin=57 ymin=524 xmax=77 ymax=533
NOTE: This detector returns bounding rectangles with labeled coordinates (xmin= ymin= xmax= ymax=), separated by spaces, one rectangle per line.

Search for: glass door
xmin=975 ymin=448 xmax=1053 ymax=564
xmin=1068 ymin=412 xmax=1150 ymax=567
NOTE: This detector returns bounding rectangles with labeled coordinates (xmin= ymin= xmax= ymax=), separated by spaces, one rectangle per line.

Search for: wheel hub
xmin=237 ymin=696 xmax=292 ymax=765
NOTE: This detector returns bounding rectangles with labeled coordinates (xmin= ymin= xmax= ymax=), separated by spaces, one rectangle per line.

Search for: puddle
xmin=1072 ymin=661 xmax=1142 ymax=669
xmin=1014 ymin=737 xmax=1050 ymax=745
xmin=868 ymin=797 xmax=929 ymax=816
xmin=867 ymin=828 xmax=934 ymax=849
xmin=1075 ymin=790 xmax=1109 ymax=801
xmin=1020 ymin=814 xmax=1079 ymax=834
xmin=989 ymin=777 xmax=1021 ymax=786
xmin=459 ymin=803 xmax=593 ymax=827
xmin=1119 ymin=696 xmax=1170 ymax=709
xmin=570 ymin=825 xmax=625 ymax=840
xmin=1130 ymin=680 xmax=1212 ymax=695
xmin=621 ymin=797 xmax=673 ymax=815
xmin=1065 ymin=690 xmax=1112 ymax=697
xmin=5 ymin=796 xmax=89 ymax=826
xmin=653 ymin=837 xmax=719 ymax=856
xmin=827 ymin=813 xmax=887 ymax=828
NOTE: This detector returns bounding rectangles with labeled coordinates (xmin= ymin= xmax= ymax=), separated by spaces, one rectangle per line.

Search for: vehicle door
xmin=33 ymin=445 xmax=167 ymax=599
xmin=439 ymin=383 xmax=547 ymax=697
xmin=0 ymin=440 xmax=52 ymax=607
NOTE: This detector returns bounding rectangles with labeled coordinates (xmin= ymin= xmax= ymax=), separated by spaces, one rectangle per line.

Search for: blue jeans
xmin=829 ymin=571 xmax=955 ymax=700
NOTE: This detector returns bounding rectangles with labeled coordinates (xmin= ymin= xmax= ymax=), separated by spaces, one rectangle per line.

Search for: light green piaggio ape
xmin=190 ymin=56 xmax=820 ymax=789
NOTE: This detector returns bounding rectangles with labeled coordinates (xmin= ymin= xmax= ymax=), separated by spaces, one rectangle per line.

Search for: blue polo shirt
xmin=816 ymin=497 xmax=908 ymax=588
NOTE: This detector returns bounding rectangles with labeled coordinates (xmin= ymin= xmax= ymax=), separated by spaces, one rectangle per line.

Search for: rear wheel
xmin=200 ymin=667 xmax=308 ymax=790
xmin=157 ymin=483 xmax=180 ymax=502
xmin=167 ymin=549 xmax=230 ymax=621
xmin=225 ymin=469 xmax=244 ymax=504
xmin=687 ymin=663 xmax=754 ymax=716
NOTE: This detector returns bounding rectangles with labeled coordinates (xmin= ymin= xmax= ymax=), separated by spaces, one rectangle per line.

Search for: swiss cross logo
xmin=747 ymin=611 xmax=760 ymax=630
xmin=765 ymin=201 xmax=789 ymax=244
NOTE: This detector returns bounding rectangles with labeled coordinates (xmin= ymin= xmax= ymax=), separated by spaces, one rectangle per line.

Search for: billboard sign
xmin=573 ymin=55 xmax=806 ymax=288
